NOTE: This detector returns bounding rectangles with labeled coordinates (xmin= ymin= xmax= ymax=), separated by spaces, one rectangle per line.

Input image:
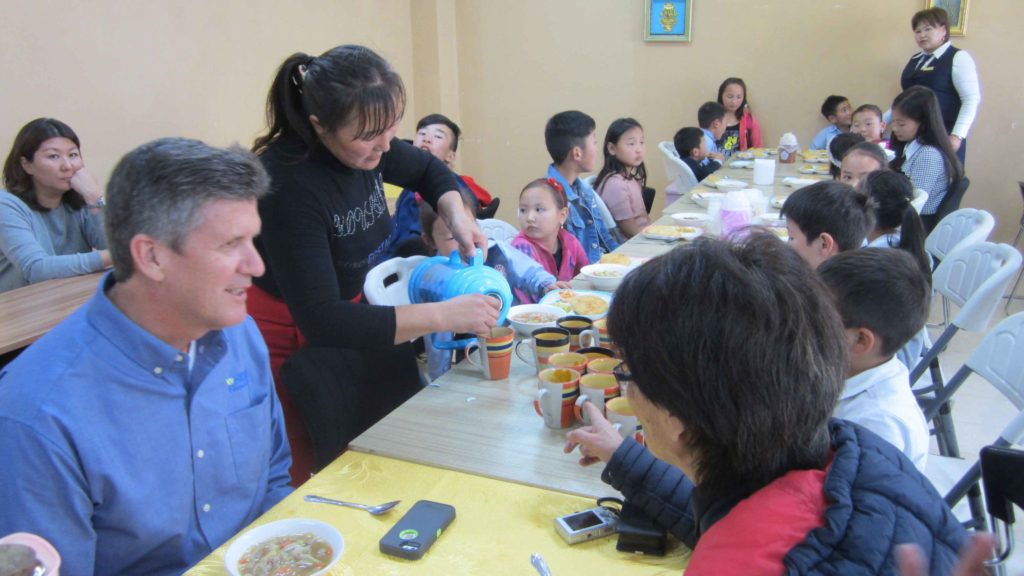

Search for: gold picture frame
xmin=926 ymin=0 xmax=969 ymax=36
xmin=644 ymin=0 xmax=692 ymax=43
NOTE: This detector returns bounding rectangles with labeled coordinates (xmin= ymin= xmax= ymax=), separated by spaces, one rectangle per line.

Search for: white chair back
xmin=911 ymin=188 xmax=929 ymax=213
xmin=477 ymin=218 xmax=519 ymax=243
xmin=933 ymin=242 xmax=1023 ymax=333
xmin=965 ymin=313 xmax=1024 ymax=443
xmin=362 ymin=255 xmax=428 ymax=306
xmin=657 ymin=141 xmax=698 ymax=194
xmin=925 ymin=208 xmax=995 ymax=263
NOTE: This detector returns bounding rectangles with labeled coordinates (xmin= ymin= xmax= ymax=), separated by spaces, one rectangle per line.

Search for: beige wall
xmin=2 ymin=0 xmax=1020 ymax=241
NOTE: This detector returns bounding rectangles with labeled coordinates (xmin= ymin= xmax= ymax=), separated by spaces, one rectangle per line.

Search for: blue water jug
xmin=408 ymin=249 xmax=512 ymax=350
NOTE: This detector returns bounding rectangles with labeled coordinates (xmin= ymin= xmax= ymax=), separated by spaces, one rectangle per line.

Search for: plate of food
xmin=507 ymin=304 xmax=567 ymax=336
xmin=799 ymin=151 xmax=829 ymax=163
xmin=702 ymin=175 xmax=743 ymax=189
xmin=736 ymin=150 xmax=769 ymax=159
xmin=599 ymin=253 xmax=646 ymax=268
xmin=642 ymin=225 xmax=703 ymax=242
xmin=782 ymin=176 xmax=820 ymax=188
xmin=225 ymin=519 xmax=342 ymax=576
xmin=540 ymin=289 xmax=613 ymax=320
xmin=580 ymin=263 xmax=631 ymax=291
xmin=671 ymin=212 xmax=711 ymax=225
xmin=798 ymin=164 xmax=829 ymax=175
xmin=730 ymin=160 xmax=754 ymax=169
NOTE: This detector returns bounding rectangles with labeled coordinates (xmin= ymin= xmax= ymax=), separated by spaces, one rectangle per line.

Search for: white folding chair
xmin=925 ymin=208 xmax=996 ymax=326
xmin=362 ymin=255 xmax=428 ymax=306
xmin=657 ymin=141 xmax=698 ymax=201
xmin=923 ymin=313 xmax=1024 ymax=531
xmin=911 ymin=188 xmax=929 ymax=214
xmin=477 ymin=218 xmax=519 ymax=243
xmin=911 ymin=242 xmax=1023 ymax=456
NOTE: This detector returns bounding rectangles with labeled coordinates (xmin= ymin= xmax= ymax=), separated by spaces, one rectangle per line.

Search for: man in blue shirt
xmin=0 ymin=138 xmax=292 ymax=575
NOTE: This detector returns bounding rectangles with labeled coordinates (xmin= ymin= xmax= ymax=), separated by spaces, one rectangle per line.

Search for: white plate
xmin=716 ymin=179 xmax=748 ymax=192
xmin=770 ymin=195 xmax=788 ymax=209
xmin=691 ymin=191 xmax=725 ymax=208
xmin=782 ymin=177 xmax=819 ymax=188
xmin=730 ymin=160 xmax=754 ymax=169
xmin=702 ymin=176 xmax=740 ymax=189
xmin=642 ymin=225 xmax=703 ymax=242
xmin=671 ymin=212 xmax=711 ymax=224
xmin=225 ymin=519 xmax=343 ymax=576
xmin=540 ymin=289 xmax=614 ymax=320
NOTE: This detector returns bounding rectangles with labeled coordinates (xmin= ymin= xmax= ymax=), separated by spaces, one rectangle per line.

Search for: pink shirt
xmin=510 ymin=229 xmax=589 ymax=282
xmin=597 ymin=174 xmax=648 ymax=223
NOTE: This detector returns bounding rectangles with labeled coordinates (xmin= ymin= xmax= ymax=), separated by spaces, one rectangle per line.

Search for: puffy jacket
xmin=602 ymin=419 xmax=967 ymax=575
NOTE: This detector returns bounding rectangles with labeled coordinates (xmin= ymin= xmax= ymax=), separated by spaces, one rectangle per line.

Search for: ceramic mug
xmin=576 ymin=346 xmax=616 ymax=361
xmin=592 ymin=317 xmax=615 ymax=352
xmin=606 ymin=396 xmax=644 ymax=443
xmin=586 ymin=357 xmax=623 ymax=377
xmin=463 ymin=326 xmax=515 ymax=380
xmin=515 ymin=327 xmax=571 ymax=375
xmin=534 ymin=367 xmax=581 ymax=429
xmin=556 ymin=315 xmax=599 ymax=351
xmin=547 ymin=351 xmax=589 ymax=375
xmin=573 ymin=373 xmax=620 ymax=426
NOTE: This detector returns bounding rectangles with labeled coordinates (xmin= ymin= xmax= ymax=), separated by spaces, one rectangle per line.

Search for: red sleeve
xmin=746 ymin=112 xmax=763 ymax=148
xmin=459 ymin=175 xmax=493 ymax=206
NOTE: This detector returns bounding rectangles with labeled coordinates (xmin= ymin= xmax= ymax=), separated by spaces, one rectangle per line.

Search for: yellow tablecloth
xmin=187 ymin=452 xmax=688 ymax=575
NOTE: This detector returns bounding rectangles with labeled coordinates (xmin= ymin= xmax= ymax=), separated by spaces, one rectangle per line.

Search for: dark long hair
xmin=717 ymin=77 xmax=752 ymax=122
xmin=252 ymin=45 xmax=406 ymax=156
xmin=860 ymin=170 xmax=932 ymax=281
xmin=889 ymin=86 xmax=962 ymax=186
xmin=594 ymin=118 xmax=646 ymax=192
xmin=2 ymin=118 xmax=85 ymax=212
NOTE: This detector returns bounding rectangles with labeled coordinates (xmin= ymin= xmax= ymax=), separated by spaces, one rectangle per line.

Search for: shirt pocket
xmin=225 ymin=398 xmax=271 ymax=484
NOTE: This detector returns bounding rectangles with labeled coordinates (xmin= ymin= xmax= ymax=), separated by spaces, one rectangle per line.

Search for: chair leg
xmin=942 ymin=295 xmax=950 ymax=328
xmin=927 ymin=356 xmax=962 ymax=458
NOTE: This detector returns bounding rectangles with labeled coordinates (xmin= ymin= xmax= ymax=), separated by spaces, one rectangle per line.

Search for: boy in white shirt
xmin=818 ymin=247 xmax=931 ymax=470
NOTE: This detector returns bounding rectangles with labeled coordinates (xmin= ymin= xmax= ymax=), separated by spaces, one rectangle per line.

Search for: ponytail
xmin=898 ymin=203 xmax=932 ymax=283
xmin=253 ymin=53 xmax=317 ymax=155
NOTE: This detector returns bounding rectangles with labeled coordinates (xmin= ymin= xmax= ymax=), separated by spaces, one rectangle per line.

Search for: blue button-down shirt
xmin=700 ymin=128 xmax=721 ymax=167
xmin=0 ymin=273 xmax=292 ymax=576
xmin=811 ymin=124 xmax=842 ymax=150
xmin=546 ymin=165 xmax=619 ymax=263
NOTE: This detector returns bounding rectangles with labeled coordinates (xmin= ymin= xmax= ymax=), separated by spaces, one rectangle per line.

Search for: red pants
xmin=247 ymin=284 xmax=315 ymax=486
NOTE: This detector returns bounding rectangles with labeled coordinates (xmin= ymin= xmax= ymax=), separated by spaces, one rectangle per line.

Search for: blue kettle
xmin=408 ymin=249 xmax=512 ymax=350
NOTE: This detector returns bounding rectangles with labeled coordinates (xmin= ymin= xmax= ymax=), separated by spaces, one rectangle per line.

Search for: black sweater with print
xmin=255 ymin=135 xmax=459 ymax=349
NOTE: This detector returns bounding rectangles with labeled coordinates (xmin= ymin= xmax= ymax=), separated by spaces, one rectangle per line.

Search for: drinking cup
xmin=556 ymin=315 xmax=599 ymax=351
xmin=547 ymin=352 xmax=588 ymax=375
xmin=576 ymin=346 xmax=616 ymax=361
xmin=573 ymin=373 xmax=620 ymax=425
xmin=534 ymin=368 xmax=581 ymax=429
xmin=606 ymin=397 xmax=644 ymax=443
xmin=591 ymin=317 xmax=615 ymax=352
xmin=463 ymin=326 xmax=515 ymax=380
xmin=586 ymin=357 xmax=622 ymax=377
xmin=515 ymin=327 xmax=571 ymax=375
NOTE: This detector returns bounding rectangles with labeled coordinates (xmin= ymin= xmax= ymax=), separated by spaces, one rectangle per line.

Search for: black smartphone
xmin=379 ymin=500 xmax=456 ymax=560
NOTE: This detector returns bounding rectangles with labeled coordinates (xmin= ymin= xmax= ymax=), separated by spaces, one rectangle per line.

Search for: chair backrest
xmin=925 ymin=207 xmax=995 ymax=262
xmin=657 ymin=141 xmax=698 ymax=193
xmin=477 ymin=218 xmax=519 ymax=243
xmin=910 ymin=188 xmax=929 ymax=214
xmin=476 ymin=196 xmax=500 ymax=220
xmin=965 ymin=313 xmax=1024 ymax=444
xmin=362 ymin=255 xmax=428 ymax=306
xmin=933 ymin=242 xmax=1023 ymax=333
xmin=933 ymin=177 xmax=971 ymax=223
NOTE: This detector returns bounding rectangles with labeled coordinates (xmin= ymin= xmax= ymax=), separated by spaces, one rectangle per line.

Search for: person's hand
xmin=564 ymin=402 xmax=624 ymax=466
xmin=69 ymin=167 xmax=103 ymax=204
xmin=896 ymin=533 xmax=995 ymax=576
xmin=438 ymin=190 xmax=488 ymax=259
xmin=546 ymin=281 xmax=573 ymax=292
xmin=439 ymin=293 xmax=501 ymax=334
xmin=100 ymin=249 xmax=112 ymax=268
xmin=949 ymin=135 xmax=963 ymax=152
xmin=709 ymin=152 xmax=725 ymax=162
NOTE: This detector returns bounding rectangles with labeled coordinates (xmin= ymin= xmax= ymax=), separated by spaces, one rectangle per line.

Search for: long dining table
xmin=0 ymin=271 xmax=104 ymax=356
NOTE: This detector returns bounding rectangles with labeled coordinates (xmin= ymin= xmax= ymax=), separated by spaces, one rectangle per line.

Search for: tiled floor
xmin=930 ymin=295 xmax=1023 ymax=572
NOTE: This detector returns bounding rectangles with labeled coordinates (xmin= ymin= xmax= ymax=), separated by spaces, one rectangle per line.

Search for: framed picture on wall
xmin=926 ymin=0 xmax=969 ymax=36
xmin=644 ymin=0 xmax=692 ymax=42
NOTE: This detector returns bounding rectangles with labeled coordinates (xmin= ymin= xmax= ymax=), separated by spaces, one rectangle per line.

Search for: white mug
xmin=605 ymin=397 xmax=643 ymax=442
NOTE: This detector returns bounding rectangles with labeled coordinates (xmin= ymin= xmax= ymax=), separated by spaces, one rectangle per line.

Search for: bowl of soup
xmin=580 ymin=264 xmax=631 ymax=291
xmin=507 ymin=304 xmax=567 ymax=337
xmin=225 ymin=518 xmax=343 ymax=576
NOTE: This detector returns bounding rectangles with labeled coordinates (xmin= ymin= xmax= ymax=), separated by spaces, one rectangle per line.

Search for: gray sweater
xmin=0 ymin=190 xmax=106 ymax=292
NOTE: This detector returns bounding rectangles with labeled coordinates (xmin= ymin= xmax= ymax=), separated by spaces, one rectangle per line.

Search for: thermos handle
xmin=431 ymin=332 xmax=477 ymax=350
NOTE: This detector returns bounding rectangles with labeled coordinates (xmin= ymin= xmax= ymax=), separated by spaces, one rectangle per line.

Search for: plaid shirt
xmin=899 ymin=140 xmax=948 ymax=215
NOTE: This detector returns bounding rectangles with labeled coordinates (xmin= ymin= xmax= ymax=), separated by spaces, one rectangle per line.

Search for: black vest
xmin=901 ymin=46 xmax=961 ymax=134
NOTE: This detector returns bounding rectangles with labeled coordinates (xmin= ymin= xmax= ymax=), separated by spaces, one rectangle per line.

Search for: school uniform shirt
xmin=898 ymin=139 xmax=949 ymax=215
xmin=0 ymin=273 xmax=293 ymax=575
xmin=810 ymin=125 xmax=842 ymax=150
xmin=834 ymin=356 xmax=930 ymax=471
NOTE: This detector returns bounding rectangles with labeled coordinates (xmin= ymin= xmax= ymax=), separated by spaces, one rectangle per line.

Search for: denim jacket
xmin=546 ymin=165 xmax=619 ymax=263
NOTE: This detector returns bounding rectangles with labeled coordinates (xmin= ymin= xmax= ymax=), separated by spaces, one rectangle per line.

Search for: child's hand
xmin=708 ymin=152 xmax=725 ymax=162
xmin=564 ymin=402 xmax=624 ymax=466
xmin=545 ymin=282 xmax=573 ymax=292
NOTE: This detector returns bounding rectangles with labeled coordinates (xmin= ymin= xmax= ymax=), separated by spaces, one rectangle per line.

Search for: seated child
xmin=545 ymin=111 xmax=619 ymax=263
xmin=818 ymin=248 xmax=931 ymax=470
xmin=697 ymin=101 xmax=726 ymax=165
xmin=512 ymin=178 xmax=589 ymax=281
xmin=839 ymin=141 xmax=888 ymax=188
xmin=673 ymin=127 xmax=719 ymax=183
xmin=811 ymin=95 xmax=853 ymax=150
xmin=850 ymin=104 xmax=889 ymax=148
xmin=594 ymin=118 xmax=649 ymax=238
xmin=717 ymin=77 xmax=763 ymax=157
xmin=827 ymin=132 xmax=865 ymax=179
xmin=780 ymin=180 xmax=872 ymax=269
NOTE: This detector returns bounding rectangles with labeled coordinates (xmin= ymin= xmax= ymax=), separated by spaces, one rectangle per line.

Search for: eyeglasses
xmin=612 ymin=362 xmax=633 ymax=385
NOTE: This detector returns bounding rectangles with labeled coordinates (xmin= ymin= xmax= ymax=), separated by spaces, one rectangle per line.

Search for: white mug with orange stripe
xmin=535 ymin=367 xmax=581 ymax=429
xmin=515 ymin=327 xmax=571 ymax=375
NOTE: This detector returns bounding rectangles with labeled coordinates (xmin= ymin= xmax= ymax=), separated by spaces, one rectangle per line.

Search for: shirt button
xmin=153 ymin=367 xmax=163 ymax=375
xmin=175 ymin=354 xmax=184 ymax=362
xmin=197 ymin=449 xmax=205 ymax=459
xmin=203 ymin=503 xmax=211 ymax=512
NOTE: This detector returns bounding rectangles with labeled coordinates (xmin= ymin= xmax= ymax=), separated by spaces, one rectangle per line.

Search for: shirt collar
xmin=928 ymin=40 xmax=952 ymax=58
xmin=85 ymin=271 xmax=226 ymax=379
xmin=841 ymin=356 xmax=906 ymax=400
xmin=904 ymin=138 xmax=923 ymax=160
xmin=547 ymin=164 xmax=580 ymax=202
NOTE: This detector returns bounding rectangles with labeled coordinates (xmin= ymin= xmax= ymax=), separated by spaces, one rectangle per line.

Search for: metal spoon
xmin=530 ymin=552 xmax=552 ymax=576
xmin=304 ymin=494 xmax=400 ymax=515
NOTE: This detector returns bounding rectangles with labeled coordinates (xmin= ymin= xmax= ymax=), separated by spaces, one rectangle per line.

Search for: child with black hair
xmin=697 ymin=102 xmax=726 ymax=165
xmin=594 ymin=118 xmax=649 ymax=238
xmin=811 ymin=95 xmax=853 ymax=150
xmin=781 ymin=180 xmax=872 ymax=269
xmin=818 ymin=248 xmax=931 ymax=470
xmin=827 ymin=132 xmax=865 ymax=179
xmin=717 ymin=77 xmax=762 ymax=157
xmin=839 ymin=141 xmax=888 ymax=188
xmin=544 ymin=111 xmax=619 ymax=262
xmin=851 ymin=104 xmax=889 ymax=148
xmin=673 ymin=127 xmax=720 ymax=183
xmin=512 ymin=178 xmax=589 ymax=281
